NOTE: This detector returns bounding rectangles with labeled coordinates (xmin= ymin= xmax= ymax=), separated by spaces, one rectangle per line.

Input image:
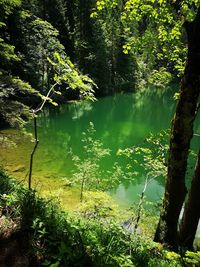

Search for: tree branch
xmin=28 ymin=114 xmax=39 ymax=190
xmin=28 ymin=81 xmax=58 ymax=189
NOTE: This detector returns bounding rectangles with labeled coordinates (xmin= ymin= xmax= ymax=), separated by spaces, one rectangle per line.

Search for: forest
xmin=0 ymin=0 xmax=200 ymax=266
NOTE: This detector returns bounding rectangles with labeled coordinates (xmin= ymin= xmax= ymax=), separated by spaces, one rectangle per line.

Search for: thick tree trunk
xmin=154 ymin=8 xmax=200 ymax=249
xmin=179 ymin=150 xmax=200 ymax=249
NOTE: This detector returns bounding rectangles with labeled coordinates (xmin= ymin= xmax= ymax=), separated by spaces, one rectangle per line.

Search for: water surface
xmin=1 ymin=90 xmax=200 ymax=208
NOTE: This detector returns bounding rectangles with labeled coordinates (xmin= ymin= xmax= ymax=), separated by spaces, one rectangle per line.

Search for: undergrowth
xmin=0 ymin=169 xmax=199 ymax=267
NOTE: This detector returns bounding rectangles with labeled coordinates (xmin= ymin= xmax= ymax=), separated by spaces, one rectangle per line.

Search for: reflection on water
xmin=1 ymin=90 xmax=199 ymax=208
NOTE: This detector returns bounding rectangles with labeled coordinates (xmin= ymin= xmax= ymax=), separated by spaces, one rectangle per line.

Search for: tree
xmin=90 ymin=0 xmax=137 ymax=93
xmin=22 ymin=0 xmax=75 ymax=58
xmin=0 ymin=0 xmax=22 ymax=68
xmin=121 ymin=0 xmax=187 ymax=87
xmin=154 ymin=2 xmax=200 ymax=249
xmin=28 ymin=52 xmax=96 ymax=189
xmin=0 ymin=0 xmax=97 ymax=128
xmin=13 ymin=12 xmax=65 ymax=92
xmin=179 ymin=150 xmax=200 ymax=249
xmin=69 ymin=122 xmax=110 ymax=202
xmin=93 ymin=0 xmax=200 ymax=249
xmin=0 ymin=0 xmax=37 ymax=128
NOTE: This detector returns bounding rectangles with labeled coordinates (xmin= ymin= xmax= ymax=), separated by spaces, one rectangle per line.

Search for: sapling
xmin=28 ymin=52 xmax=96 ymax=189
xmin=69 ymin=122 xmax=127 ymax=202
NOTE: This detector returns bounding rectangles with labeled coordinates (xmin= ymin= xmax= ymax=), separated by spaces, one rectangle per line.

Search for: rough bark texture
xmin=179 ymin=150 xmax=200 ymax=249
xmin=154 ymin=8 xmax=200 ymax=249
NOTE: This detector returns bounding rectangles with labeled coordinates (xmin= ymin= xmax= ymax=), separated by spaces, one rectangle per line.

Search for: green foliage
xmin=79 ymin=191 xmax=119 ymax=219
xmin=85 ymin=0 xmax=136 ymax=93
xmin=0 ymin=0 xmax=21 ymax=66
xmin=92 ymin=0 xmax=200 ymax=89
xmin=121 ymin=0 xmax=188 ymax=77
xmin=164 ymin=250 xmax=200 ymax=267
xmin=0 ymin=0 xmax=38 ymax=128
xmin=16 ymin=13 xmax=66 ymax=91
xmin=0 ymin=38 xmax=20 ymax=65
xmin=0 ymin=0 xmax=21 ymax=16
xmin=148 ymin=67 xmax=172 ymax=88
xmin=0 ymin=169 xmax=198 ymax=267
xmin=0 ymin=74 xmax=36 ymax=128
xmin=0 ymin=3 xmax=97 ymax=128
xmin=49 ymin=52 xmax=97 ymax=101
xmin=183 ymin=251 xmax=200 ymax=266
xmin=69 ymin=122 xmax=126 ymax=200
xmin=118 ymin=130 xmax=169 ymax=179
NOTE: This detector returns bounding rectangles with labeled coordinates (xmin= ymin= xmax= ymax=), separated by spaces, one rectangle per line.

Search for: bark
xmin=154 ymin=8 xmax=200 ymax=249
xmin=28 ymin=116 xmax=39 ymax=190
xmin=179 ymin=150 xmax=200 ymax=249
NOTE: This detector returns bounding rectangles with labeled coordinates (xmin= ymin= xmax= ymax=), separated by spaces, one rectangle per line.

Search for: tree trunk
xmin=179 ymin=150 xmax=200 ymax=249
xmin=154 ymin=8 xmax=200 ymax=249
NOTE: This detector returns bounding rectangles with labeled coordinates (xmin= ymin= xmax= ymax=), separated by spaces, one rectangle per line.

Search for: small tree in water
xmin=69 ymin=122 xmax=125 ymax=202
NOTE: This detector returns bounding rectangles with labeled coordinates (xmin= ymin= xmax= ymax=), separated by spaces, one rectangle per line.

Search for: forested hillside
xmin=0 ymin=0 xmax=187 ymax=128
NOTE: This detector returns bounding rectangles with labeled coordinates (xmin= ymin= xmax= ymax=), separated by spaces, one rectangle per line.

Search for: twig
xmin=28 ymin=114 xmax=39 ymax=189
xmin=134 ymin=175 xmax=152 ymax=233
xmin=28 ymin=82 xmax=58 ymax=189
xmin=34 ymin=82 xmax=58 ymax=114
xmin=80 ymin=171 xmax=86 ymax=202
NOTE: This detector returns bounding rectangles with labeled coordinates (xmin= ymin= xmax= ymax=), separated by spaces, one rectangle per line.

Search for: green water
xmin=27 ymin=91 xmax=177 ymax=207
xmin=1 ymin=90 xmax=200 ymax=208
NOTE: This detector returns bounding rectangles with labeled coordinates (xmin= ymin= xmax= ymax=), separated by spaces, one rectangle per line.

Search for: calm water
xmin=1 ymin=90 xmax=200 ymax=208
xmin=28 ymin=90 xmax=176 ymax=206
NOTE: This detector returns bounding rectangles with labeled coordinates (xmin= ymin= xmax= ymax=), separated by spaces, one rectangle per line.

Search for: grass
xmin=1 ymin=169 xmax=199 ymax=267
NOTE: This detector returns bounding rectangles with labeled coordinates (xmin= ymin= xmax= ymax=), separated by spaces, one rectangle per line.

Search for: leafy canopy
xmin=92 ymin=0 xmax=200 ymax=87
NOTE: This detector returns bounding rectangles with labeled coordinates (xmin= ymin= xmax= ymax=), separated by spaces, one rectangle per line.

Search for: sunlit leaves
xmin=49 ymin=52 xmax=97 ymax=101
xmin=0 ymin=39 xmax=20 ymax=64
xmin=92 ymin=0 xmax=190 ymax=87
xmin=79 ymin=191 xmax=119 ymax=219
xmin=0 ymin=74 xmax=36 ymax=128
xmin=148 ymin=67 xmax=172 ymax=87
xmin=95 ymin=0 xmax=199 ymax=83
xmin=0 ymin=0 xmax=22 ymax=17
xmin=118 ymin=130 xmax=169 ymax=179
xmin=95 ymin=0 xmax=118 ymax=11
xmin=121 ymin=0 xmax=188 ymax=77
xmin=122 ymin=44 xmax=131 ymax=54
xmin=180 ymin=0 xmax=200 ymax=21
xmin=96 ymin=0 xmax=106 ymax=11
xmin=68 ymin=122 xmax=127 ymax=199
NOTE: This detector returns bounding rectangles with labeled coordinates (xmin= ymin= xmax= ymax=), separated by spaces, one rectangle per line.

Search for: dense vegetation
xmin=0 ymin=0 xmax=187 ymax=127
xmin=1 ymin=169 xmax=200 ymax=267
xmin=1 ymin=0 xmax=200 ymax=266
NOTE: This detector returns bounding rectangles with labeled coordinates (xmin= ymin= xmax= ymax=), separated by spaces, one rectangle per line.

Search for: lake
xmin=1 ymin=89 xmax=200 ymax=209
